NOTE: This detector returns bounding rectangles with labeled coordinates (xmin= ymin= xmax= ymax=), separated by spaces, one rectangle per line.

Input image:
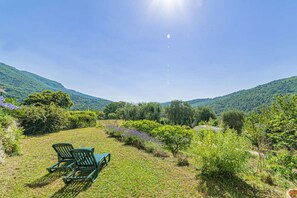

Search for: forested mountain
xmin=187 ymin=76 xmax=297 ymax=114
xmin=2 ymin=62 xmax=297 ymax=113
xmin=0 ymin=63 xmax=111 ymax=110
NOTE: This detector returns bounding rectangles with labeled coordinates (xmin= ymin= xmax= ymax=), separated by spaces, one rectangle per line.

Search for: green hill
xmin=187 ymin=76 xmax=297 ymax=114
xmin=0 ymin=62 xmax=111 ymax=110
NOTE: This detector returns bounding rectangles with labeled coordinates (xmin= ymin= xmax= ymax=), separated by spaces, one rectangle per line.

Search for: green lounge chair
xmin=63 ymin=148 xmax=111 ymax=184
xmin=47 ymin=143 xmax=75 ymax=173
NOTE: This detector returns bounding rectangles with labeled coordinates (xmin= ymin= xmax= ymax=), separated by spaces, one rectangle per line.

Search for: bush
xmin=121 ymin=120 xmax=162 ymax=135
xmin=94 ymin=110 xmax=105 ymax=120
xmin=0 ymin=113 xmax=14 ymax=128
xmin=105 ymin=125 xmax=127 ymax=139
xmin=192 ymin=129 xmax=249 ymax=177
xmin=0 ymin=114 xmax=23 ymax=156
xmin=144 ymin=141 xmax=162 ymax=153
xmin=259 ymin=171 xmax=274 ymax=185
xmin=153 ymin=149 xmax=170 ymax=158
xmin=152 ymin=125 xmax=194 ymax=157
xmin=18 ymin=105 xmax=68 ymax=135
xmin=122 ymin=135 xmax=145 ymax=149
xmin=68 ymin=111 xmax=97 ymax=129
xmin=221 ymin=110 xmax=245 ymax=134
xmin=105 ymin=124 xmax=165 ymax=154
xmin=177 ymin=154 xmax=190 ymax=166
xmin=267 ymin=150 xmax=297 ymax=180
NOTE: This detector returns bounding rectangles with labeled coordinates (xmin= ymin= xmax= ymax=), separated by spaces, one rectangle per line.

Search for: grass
xmin=0 ymin=121 xmax=292 ymax=197
xmin=0 ymin=126 xmax=199 ymax=197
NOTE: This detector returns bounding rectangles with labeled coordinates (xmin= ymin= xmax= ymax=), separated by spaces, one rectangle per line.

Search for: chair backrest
xmin=70 ymin=148 xmax=96 ymax=168
xmin=52 ymin=143 xmax=74 ymax=160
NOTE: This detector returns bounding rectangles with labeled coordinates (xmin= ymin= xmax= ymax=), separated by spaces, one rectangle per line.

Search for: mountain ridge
xmin=1 ymin=62 xmax=297 ymax=113
xmin=0 ymin=62 xmax=111 ymax=110
xmin=185 ymin=76 xmax=297 ymax=113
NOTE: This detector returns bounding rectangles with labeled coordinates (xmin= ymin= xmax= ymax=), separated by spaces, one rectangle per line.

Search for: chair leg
xmin=47 ymin=162 xmax=60 ymax=173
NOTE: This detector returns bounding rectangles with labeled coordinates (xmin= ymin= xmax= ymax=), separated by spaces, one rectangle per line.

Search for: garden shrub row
xmin=121 ymin=120 xmax=162 ymax=135
xmin=17 ymin=105 xmax=98 ymax=135
xmin=105 ymin=124 xmax=169 ymax=157
xmin=112 ymin=120 xmax=195 ymax=158
xmin=68 ymin=111 xmax=97 ymax=129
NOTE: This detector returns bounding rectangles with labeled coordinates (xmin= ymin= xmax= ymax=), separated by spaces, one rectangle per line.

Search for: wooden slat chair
xmin=47 ymin=143 xmax=75 ymax=173
xmin=63 ymin=148 xmax=111 ymax=184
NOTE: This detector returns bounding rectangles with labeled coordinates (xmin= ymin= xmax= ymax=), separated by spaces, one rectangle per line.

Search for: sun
xmin=150 ymin=0 xmax=186 ymax=16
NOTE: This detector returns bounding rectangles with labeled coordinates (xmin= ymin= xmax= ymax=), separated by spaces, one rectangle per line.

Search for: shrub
xmin=122 ymin=135 xmax=145 ymax=149
xmin=192 ymin=129 xmax=249 ymax=176
xmin=0 ymin=114 xmax=23 ymax=156
xmin=121 ymin=120 xmax=162 ymax=135
xmin=153 ymin=149 xmax=170 ymax=158
xmin=259 ymin=171 xmax=274 ymax=185
xmin=44 ymin=105 xmax=69 ymax=132
xmin=68 ymin=111 xmax=97 ymax=129
xmin=105 ymin=125 xmax=126 ymax=139
xmin=105 ymin=124 xmax=164 ymax=154
xmin=18 ymin=105 xmax=68 ymax=135
xmin=121 ymin=129 xmax=161 ymax=143
xmin=221 ymin=110 xmax=245 ymax=134
xmin=144 ymin=141 xmax=162 ymax=153
xmin=152 ymin=125 xmax=194 ymax=157
xmin=207 ymin=118 xmax=219 ymax=127
xmin=267 ymin=150 xmax=297 ymax=180
xmin=0 ymin=113 xmax=14 ymax=128
xmin=177 ymin=154 xmax=190 ymax=166
xmin=94 ymin=110 xmax=105 ymax=120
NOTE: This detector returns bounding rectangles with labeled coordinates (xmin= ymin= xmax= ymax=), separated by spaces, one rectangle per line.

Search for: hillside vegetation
xmin=0 ymin=63 xmax=111 ymax=110
xmin=187 ymin=76 xmax=297 ymax=113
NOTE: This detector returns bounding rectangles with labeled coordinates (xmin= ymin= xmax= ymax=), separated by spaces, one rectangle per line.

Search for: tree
xmin=23 ymin=90 xmax=73 ymax=109
xmin=152 ymin=125 xmax=194 ymax=157
xmin=221 ymin=110 xmax=245 ymax=134
xmin=103 ymin=101 xmax=128 ymax=119
xmin=193 ymin=107 xmax=216 ymax=126
xmin=266 ymin=95 xmax=297 ymax=150
xmin=123 ymin=104 xmax=138 ymax=120
xmin=138 ymin=102 xmax=162 ymax=122
xmin=165 ymin=100 xmax=194 ymax=126
xmin=243 ymin=110 xmax=269 ymax=171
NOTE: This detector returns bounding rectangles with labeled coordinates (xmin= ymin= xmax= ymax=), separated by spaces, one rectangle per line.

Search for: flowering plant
xmin=0 ymin=96 xmax=21 ymax=110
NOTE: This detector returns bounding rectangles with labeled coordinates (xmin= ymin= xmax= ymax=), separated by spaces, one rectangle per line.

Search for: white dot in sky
xmin=167 ymin=34 xmax=171 ymax=39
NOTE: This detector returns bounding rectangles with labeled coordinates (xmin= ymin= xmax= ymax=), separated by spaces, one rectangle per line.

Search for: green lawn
xmin=0 ymin=127 xmax=200 ymax=197
xmin=0 ymin=124 xmax=290 ymax=197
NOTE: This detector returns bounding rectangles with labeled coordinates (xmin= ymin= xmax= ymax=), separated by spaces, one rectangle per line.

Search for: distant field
xmin=0 ymin=126 xmax=200 ymax=197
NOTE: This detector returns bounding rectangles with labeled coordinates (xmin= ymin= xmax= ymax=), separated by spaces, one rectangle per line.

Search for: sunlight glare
xmin=150 ymin=0 xmax=186 ymax=16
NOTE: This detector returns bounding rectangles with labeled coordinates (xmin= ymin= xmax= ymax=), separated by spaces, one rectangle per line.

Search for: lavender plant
xmin=0 ymin=96 xmax=21 ymax=110
xmin=105 ymin=124 xmax=164 ymax=153
xmin=122 ymin=129 xmax=161 ymax=144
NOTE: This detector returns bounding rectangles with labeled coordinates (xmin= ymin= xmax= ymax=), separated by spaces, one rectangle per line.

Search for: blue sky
xmin=0 ymin=0 xmax=297 ymax=102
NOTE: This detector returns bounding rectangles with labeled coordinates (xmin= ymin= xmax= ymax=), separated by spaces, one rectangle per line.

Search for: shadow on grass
xmin=26 ymin=170 xmax=69 ymax=188
xmin=50 ymin=181 xmax=92 ymax=198
xmin=197 ymin=174 xmax=262 ymax=198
